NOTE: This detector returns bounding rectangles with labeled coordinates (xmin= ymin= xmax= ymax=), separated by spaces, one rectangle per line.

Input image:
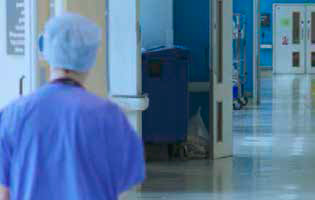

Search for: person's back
xmin=0 ymin=82 xmax=145 ymax=200
xmin=0 ymin=13 xmax=145 ymax=200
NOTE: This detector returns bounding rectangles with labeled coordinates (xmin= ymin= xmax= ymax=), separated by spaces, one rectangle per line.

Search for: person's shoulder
xmin=82 ymin=92 xmax=123 ymax=113
xmin=1 ymin=95 xmax=34 ymax=119
xmin=0 ymin=95 xmax=35 ymax=136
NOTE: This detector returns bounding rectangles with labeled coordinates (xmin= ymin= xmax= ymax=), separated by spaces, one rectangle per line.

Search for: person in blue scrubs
xmin=0 ymin=13 xmax=145 ymax=200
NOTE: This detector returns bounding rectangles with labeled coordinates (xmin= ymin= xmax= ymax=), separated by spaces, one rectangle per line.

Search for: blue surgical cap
xmin=43 ymin=13 xmax=102 ymax=72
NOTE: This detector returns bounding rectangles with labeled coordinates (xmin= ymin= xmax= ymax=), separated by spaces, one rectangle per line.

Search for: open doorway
xmin=107 ymin=3 xmax=234 ymax=196
xmin=141 ymin=0 xmax=211 ymax=161
xmin=140 ymin=0 xmax=233 ymax=162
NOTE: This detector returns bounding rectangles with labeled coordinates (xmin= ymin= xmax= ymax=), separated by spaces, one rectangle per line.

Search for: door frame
xmin=253 ymin=0 xmax=261 ymax=104
xmin=209 ymin=0 xmax=214 ymax=160
xmin=23 ymin=0 xmax=34 ymax=94
xmin=25 ymin=0 xmax=51 ymax=94
xmin=106 ymin=0 xmax=148 ymax=133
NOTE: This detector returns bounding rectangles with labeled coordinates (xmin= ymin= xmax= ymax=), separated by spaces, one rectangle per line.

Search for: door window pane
xmin=312 ymin=52 xmax=315 ymax=67
xmin=293 ymin=12 xmax=300 ymax=44
xmin=217 ymin=101 xmax=223 ymax=143
xmin=293 ymin=52 xmax=300 ymax=67
xmin=312 ymin=13 xmax=315 ymax=44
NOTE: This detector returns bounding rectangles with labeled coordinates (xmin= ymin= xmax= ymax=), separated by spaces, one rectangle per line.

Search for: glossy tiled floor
xmin=132 ymin=73 xmax=315 ymax=200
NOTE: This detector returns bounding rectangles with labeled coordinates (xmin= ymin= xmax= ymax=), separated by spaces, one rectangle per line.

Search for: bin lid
xmin=143 ymin=45 xmax=189 ymax=54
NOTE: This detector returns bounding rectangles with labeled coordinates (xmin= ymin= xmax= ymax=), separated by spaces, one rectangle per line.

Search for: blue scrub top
xmin=0 ymin=82 xmax=146 ymax=200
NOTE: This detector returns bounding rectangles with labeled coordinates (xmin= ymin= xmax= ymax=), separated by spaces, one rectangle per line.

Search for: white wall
xmin=140 ymin=0 xmax=173 ymax=49
xmin=0 ymin=0 xmax=25 ymax=109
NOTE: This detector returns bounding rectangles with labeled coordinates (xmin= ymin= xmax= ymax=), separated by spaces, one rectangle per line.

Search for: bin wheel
xmin=233 ymin=100 xmax=242 ymax=110
xmin=239 ymin=97 xmax=248 ymax=106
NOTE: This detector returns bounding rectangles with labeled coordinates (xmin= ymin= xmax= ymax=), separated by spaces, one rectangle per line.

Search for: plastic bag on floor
xmin=184 ymin=107 xmax=209 ymax=159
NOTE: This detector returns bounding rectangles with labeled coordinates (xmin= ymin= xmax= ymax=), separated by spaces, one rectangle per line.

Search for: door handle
xmin=19 ymin=75 xmax=25 ymax=96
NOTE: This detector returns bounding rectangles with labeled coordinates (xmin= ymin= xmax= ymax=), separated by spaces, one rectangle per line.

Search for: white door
xmin=0 ymin=0 xmax=31 ymax=109
xmin=211 ymin=0 xmax=233 ymax=159
xmin=274 ymin=4 xmax=306 ymax=74
xmin=306 ymin=5 xmax=315 ymax=74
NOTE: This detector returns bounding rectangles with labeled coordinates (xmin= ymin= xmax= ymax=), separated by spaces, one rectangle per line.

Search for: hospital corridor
xmin=1 ymin=0 xmax=315 ymax=199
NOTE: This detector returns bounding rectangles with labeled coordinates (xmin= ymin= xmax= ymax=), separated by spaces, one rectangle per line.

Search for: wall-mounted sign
xmin=6 ymin=0 xmax=25 ymax=55
xmin=282 ymin=36 xmax=289 ymax=45
xmin=260 ymin=13 xmax=271 ymax=27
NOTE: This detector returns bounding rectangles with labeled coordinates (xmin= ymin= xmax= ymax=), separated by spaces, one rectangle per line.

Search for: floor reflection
xmin=134 ymin=73 xmax=315 ymax=200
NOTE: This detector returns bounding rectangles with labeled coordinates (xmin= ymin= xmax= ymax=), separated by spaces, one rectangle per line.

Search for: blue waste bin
xmin=142 ymin=46 xmax=191 ymax=143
